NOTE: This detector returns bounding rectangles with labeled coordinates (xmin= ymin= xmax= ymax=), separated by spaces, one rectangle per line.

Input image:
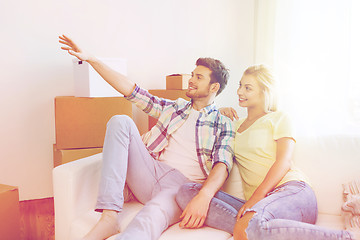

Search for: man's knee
xmin=108 ymin=114 xmax=133 ymax=125
xmin=107 ymin=115 xmax=134 ymax=130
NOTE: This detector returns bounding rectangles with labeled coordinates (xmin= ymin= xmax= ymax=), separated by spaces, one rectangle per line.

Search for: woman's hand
xmin=59 ymin=35 xmax=93 ymax=61
xmin=219 ymin=107 xmax=239 ymax=121
xmin=236 ymin=193 xmax=264 ymax=221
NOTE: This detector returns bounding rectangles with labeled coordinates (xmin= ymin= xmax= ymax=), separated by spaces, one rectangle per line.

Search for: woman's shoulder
xmin=262 ymin=111 xmax=294 ymax=133
xmin=268 ymin=111 xmax=291 ymax=122
xmin=269 ymin=111 xmax=296 ymax=138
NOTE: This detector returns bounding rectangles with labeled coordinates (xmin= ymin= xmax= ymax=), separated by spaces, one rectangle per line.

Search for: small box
xmin=53 ymin=145 xmax=103 ymax=167
xmin=55 ymin=96 xmax=132 ymax=149
xmin=166 ymin=74 xmax=191 ymax=90
xmin=148 ymin=89 xmax=190 ymax=130
xmin=0 ymin=184 xmax=20 ymax=240
xmin=73 ymin=58 xmax=127 ymax=97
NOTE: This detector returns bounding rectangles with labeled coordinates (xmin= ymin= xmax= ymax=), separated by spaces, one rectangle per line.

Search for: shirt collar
xmin=188 ymin=100 xmax=218 ymax=116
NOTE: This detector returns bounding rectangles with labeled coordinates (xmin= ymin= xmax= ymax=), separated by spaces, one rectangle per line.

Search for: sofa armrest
xmin=53 ymin=153 xmax=103 ymax=240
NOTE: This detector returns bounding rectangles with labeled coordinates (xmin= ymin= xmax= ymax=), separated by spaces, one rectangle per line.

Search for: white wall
xmin=0 ymin=0 xmax=254 ymax=200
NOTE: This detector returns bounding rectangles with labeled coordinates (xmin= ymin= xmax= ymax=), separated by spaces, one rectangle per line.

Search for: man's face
xmin=186 ymin=65 xmax=214 ymax=100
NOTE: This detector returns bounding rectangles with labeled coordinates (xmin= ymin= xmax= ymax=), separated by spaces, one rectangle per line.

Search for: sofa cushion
xmin=71 ymin=202 xmax=347 ymax=240
xmin=159 ymin=224 xmax=231 ymax=240
xmin=316 ymin=213 xmax=344 ymax=230
xmin=69 ymin=201 xmax=143 ymax=240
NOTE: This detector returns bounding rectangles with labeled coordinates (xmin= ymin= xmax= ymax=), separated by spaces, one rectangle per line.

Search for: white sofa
xmin=53 ymin=135 xmax=360 ymax=240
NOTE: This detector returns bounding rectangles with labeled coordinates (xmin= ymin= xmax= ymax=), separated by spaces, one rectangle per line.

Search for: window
xmin=256 ymin=0 xmax=360 ymax=136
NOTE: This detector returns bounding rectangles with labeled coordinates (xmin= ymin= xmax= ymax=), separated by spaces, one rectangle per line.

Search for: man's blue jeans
xmin=176 ymin=181 xmax=354 ymax=240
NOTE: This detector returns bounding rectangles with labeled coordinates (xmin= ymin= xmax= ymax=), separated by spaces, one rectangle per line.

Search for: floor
xmin=20 ymin=197 xmax=54 ymax=240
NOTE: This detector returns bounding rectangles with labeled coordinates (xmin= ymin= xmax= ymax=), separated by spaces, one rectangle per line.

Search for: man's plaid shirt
xmin=125 ymin=85 xmax=235 ymax=176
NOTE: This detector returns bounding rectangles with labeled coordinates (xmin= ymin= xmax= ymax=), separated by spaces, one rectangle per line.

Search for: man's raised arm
xmin=59 ymin=35 xmax=135 ymax=96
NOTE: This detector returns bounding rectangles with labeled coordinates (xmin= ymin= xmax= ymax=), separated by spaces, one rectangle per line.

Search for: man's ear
xmin=210 ymin=82 xmax=220 ymax=94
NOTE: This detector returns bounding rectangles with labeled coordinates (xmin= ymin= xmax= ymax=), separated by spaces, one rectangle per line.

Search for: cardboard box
xmin=148 ymin=89 xmax=190 ymax=130
xmin=0 ymin=184 xmax=20 ymax=240
xmin=53 ymin=145 xmax=103 ymax=167
xmin=166 ymin=74 xmax=191 ymax=90
xmin=55 ymin=96 xmax=132 ymax=149
xmin=73 ymin=58 xmax=127 ymax=97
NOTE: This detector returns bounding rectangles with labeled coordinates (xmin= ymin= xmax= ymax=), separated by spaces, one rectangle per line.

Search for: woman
xmin=176 ymin=65 xmax=355 ymax=240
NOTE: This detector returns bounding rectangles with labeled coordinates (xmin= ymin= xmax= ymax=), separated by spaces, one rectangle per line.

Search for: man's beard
xmin=186 ymin=86 xmax=211 ymax=100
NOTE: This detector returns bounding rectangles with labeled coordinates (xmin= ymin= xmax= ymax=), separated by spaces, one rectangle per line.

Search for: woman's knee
xmin=175 ymin=183 xmax=202 ymax=210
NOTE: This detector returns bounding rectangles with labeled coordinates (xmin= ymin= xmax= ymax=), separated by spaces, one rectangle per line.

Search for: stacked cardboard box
xmin=0 ymin=184 xmax=20 ymax=239
xmin=54 ymin=96 xmax=132 ymax=167
xmin=166 ymin=74 xmax=191 ymax=90
xmin=148 ymin=74 xmax=191 ymax=130
xmin=53 ymin=146 xmax=103 ymax=167
xmin=73 ymin=58 xmax=127 ymax=97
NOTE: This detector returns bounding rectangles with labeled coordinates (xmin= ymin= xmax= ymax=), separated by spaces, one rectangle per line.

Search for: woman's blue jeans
xmin=176 ymin=181 xmax=354 ymax=240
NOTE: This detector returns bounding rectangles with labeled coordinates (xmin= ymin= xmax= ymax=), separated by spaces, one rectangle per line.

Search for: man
xmin=59 ymin=35 xmax=235 ymax=240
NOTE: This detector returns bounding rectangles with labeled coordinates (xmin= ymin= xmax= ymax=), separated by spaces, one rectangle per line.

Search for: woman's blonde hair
xmin=244 ymin=64 xmax=277 ymax=112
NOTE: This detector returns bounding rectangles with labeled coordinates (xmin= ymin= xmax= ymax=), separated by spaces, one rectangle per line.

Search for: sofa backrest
xmin=293 ymin=135 xmax=360 ymax=215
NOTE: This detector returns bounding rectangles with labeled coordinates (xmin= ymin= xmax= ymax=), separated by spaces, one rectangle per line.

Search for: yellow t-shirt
xmin=234 ymin=111 xmax=310 ymax=200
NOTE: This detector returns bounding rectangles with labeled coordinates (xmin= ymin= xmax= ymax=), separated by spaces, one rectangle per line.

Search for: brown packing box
xmin=0 ymin=184 xmax=20 ymax=239
xmin=53 ymin=144 xmax=103 ymax=167
xmin=55 ymin=96 xmax=132 ymax=149
xmin=148 ymin=89 xmax=190 ymax=130
xmin=166 ymin=74 xmax=191 ymax=90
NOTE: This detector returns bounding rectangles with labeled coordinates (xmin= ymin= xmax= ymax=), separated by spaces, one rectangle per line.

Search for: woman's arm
xmin=237 ymin=137 xmax=295 ymax=219
xmin=219 ymin=107 xmax=239 ymax=121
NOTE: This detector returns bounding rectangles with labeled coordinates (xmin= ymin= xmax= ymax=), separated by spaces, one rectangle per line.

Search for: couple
xmin=59 ymin=35 xmax=354 ymax=240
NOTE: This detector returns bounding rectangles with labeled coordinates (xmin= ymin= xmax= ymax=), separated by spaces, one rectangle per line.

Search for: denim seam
xmin=214 ymin=203 xmax=238 ymax=218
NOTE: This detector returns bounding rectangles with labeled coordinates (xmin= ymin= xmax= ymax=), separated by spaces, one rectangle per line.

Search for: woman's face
xmin=237 ymin=74 xmax=264 ymax=109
